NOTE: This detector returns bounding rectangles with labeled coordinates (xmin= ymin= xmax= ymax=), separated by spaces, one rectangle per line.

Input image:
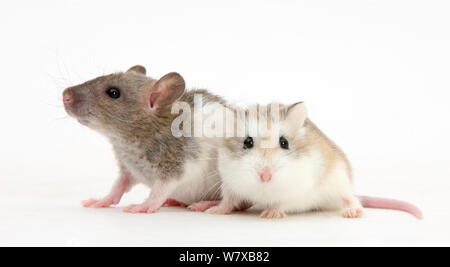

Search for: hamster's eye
xmin=243 ymin=137 xmax=254 ymax=149
xmin=279 ymin=137 xmax=289 ymax=149
xmin=106 ymin=87 xmax=121 ymax=99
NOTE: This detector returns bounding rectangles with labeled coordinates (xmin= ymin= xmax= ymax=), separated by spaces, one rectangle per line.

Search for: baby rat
xmin=63 ymin=65 xmax=223 ymax=213
xmin=204 ymin=102 xmax=423 ymax=219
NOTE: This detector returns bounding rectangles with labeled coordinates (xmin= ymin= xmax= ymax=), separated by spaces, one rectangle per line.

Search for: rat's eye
xmin=106 ymin=87 xmax=121 ymax=99
xmin=279 ymin=137 xmax=289 ymax=149
xmin=243 ymin=137 xmax=254 ymax=149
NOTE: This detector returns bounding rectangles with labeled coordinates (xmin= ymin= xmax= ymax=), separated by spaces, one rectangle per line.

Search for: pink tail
xmin=358 ymin=196 xmax=423 ymax=220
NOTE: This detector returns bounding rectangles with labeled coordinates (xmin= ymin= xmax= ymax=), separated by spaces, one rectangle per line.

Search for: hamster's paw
xmin=188 ymin=201 xmax=220 ymax=212
xmin=205 ymin=205 xmax=232 ymax=215
xmin=342 ymin=196 xmax=364 ymax=218
xmin=260 ymin=208 xmax=286 ymax=219
xmin=123 ymin=204 xmax=159 ymax=214
xmin=343 ymin=207 xmax=364 ymax=219
xmin=82 ymin=197 xmax=118 ymax=208
xmin=163 ymin=198 xmax=188 ymax=208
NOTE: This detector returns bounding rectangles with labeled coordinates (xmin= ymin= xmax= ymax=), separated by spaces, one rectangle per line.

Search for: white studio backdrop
xmin=0 ymin=0 xmax=449 ymax=246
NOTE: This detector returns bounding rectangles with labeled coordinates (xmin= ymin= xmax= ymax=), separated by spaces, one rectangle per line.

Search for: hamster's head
xmin=62 ymin=65 xmax=185 ymax=135
xmin=219 ymin=102 xmax=315 ymax=203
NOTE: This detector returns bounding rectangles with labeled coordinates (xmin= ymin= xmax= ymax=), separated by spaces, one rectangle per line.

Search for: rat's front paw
xmin=82 ymin=198 xmax=118 ymax=208
xmin=260 ymin=208 xmax=286 ymax=219
xmin=123 ymin=204 xmax=159 ymax=214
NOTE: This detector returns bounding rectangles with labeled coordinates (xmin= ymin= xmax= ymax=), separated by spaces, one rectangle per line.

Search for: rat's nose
xmin=259 ymin=167 xmax=272 ymax=183
xmin=62 ymin=90 xmax=74 ymax=106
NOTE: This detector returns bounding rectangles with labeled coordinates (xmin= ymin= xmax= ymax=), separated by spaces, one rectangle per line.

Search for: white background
xmin=0 ymin=0 xmax=449 ymax=246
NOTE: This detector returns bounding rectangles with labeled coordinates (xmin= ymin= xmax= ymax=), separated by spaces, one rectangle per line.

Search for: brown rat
xmin=63 ymin=65 xmax=224 ymax=213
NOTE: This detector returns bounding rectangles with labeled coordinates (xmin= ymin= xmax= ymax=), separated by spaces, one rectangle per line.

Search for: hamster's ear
xmin=286 ymin=102 xmax=307 ymax=127
xmin=127 ymin=65 xmax=146 ymax=75
xmin=144 ymin=72 xmax=185 ymax=112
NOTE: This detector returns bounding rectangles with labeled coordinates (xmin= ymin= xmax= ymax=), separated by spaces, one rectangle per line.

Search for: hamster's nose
xmin=259 ymin=167 xmax=272 ymax=183
xmin=63 ymin=90 xmax=74 ymax=106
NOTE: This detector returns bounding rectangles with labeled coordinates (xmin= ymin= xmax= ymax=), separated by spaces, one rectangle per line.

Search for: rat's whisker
xmin=49 ymin=115 xmax=70 ymax=125
xmin=42 ymin=100 xmax=64 ymax=108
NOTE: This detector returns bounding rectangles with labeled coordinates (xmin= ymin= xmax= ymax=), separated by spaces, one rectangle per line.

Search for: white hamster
xmin=203 ymin=102 xmax=423 ymax=219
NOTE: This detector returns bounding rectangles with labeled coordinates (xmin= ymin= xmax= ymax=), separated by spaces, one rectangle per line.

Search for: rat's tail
xmin=358 ymin=195 xmax=423 ymax=220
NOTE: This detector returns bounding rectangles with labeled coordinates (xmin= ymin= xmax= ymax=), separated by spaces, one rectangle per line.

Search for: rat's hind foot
xmin=123 ymin=180 xmax=176 ymax=214
xmin=123 ymin=204 xmax=159 ymax=214
xmin=188 ymin=201 xmax=220 ymax=212
xmin=260 ymin=207 xmax=286 ymax=219
xmin=163 ymin=198 xmax=188 ymax=208
xmin=82 ymin=197 xmax=119 ymax=208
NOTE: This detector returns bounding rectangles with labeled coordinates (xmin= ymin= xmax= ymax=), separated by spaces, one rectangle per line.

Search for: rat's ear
xmin=144 ymin=72 xmax=185 ymax=112
xmin=127 ymin=65 xmax=146 ymax=75
xmin=286 ymin=102 xmax=307 ymax=127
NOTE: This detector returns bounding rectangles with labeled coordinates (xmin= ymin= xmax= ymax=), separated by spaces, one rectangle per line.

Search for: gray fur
xmin=64 ymin=70 xmax=224 ymax=185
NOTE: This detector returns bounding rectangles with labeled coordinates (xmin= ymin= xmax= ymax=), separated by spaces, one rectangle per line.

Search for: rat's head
xmin=62 ymin=65 xmax=185 ymax=135
xmin=219 ymin=102 xmax=314 ymax=201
